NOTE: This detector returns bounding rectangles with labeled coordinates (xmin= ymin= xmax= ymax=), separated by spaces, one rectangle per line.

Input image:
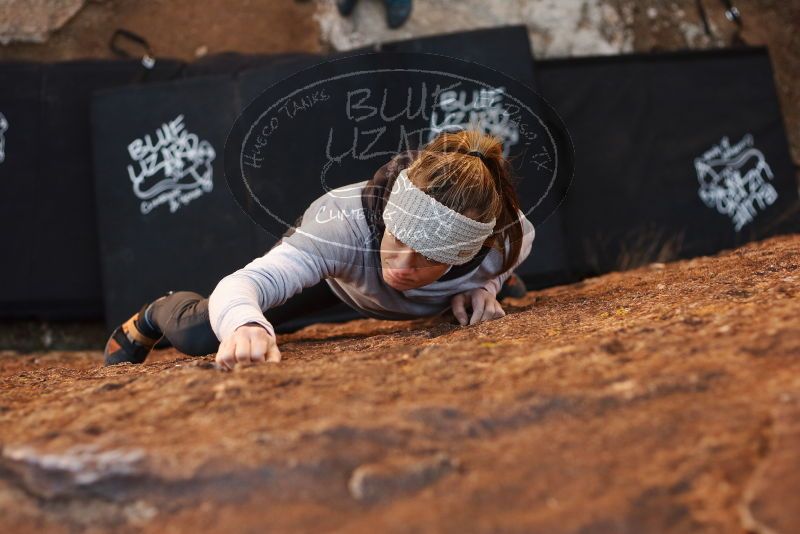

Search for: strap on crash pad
xmin=109 ymin=28 xmax=156 ymax=70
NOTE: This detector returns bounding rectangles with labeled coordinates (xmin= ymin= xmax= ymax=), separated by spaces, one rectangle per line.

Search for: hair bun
xmin=466 ymin=150 xmax=490 ymax=164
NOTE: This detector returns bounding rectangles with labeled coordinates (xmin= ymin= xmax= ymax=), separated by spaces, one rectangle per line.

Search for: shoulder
xmin=311 ymin=180 xmax=369 ymax=209
xmin=509 ymin=209 xmax=535 ymax=265
xmin=518 ymin=209 xmax=535 ymax=245
xmin=303 ymin=180 xmax=370 ymax=234
xmin=282 ymin=181 xmax=372 ymax=262
xmin=497 ymin=209 xmax=535 ymax=251
xmin=477 ymin=209 xmax=536 ymax=272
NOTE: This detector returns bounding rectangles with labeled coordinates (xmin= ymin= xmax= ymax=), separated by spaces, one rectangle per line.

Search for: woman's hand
xmin=451 ymin=288 xmax=506 ymax=326
xmin=215 ymin=322 xmax=282 ymax=370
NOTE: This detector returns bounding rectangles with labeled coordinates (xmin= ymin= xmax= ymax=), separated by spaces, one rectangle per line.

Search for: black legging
xmin=148 ymin=281 xmax=345 ymax=356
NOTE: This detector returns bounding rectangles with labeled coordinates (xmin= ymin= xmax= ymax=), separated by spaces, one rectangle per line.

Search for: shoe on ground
xmin=384 ymin=0 xmax=412 ymax=29
xmin=337 ymin=0 xmax=358 ymax=17
xmin=497 ymin=272 xmax=527 ymax=300
xmin=103 ymin=302 xmax=163 ymax=366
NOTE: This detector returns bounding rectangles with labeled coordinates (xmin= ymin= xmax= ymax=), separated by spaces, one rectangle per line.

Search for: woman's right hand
xmin=215 ymin=322 xmax=282 ymax=370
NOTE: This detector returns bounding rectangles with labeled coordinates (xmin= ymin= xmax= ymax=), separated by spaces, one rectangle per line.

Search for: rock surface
xmin=0 ymin=0 xmax=85 ymax=44
xmin=314 ymin=0 xmax=634 ymax=58
xmin=1 ymin=233 xmax=799 ymax=532
xmin=312 ymin=0 xmax=800 ymax=169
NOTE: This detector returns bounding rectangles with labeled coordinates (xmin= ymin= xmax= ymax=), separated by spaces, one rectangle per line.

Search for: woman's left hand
xmin=451 ymin=288 xmax=506 ymax=326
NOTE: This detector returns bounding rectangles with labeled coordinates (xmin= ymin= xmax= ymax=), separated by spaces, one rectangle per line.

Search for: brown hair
xmin=404 ymin=130 xmax=524 ymax=276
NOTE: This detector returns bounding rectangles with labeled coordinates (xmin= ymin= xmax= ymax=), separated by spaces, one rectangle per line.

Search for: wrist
xmin=237 ymin=321 xmax=275 ymax=337
xmin=481 ymin=281 xmax=500 ymax=298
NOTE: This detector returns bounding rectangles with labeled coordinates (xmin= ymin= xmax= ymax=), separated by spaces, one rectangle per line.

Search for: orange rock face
xmin=1 ymin=234 xmax=799 ymax=533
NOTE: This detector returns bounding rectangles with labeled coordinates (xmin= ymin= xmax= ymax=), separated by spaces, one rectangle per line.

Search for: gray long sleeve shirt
xmin=207 ymin=179 xmax=536 ymax=342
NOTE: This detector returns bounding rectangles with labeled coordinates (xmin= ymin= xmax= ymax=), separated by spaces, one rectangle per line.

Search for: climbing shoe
xmin=103 ymin=301 xmax=163 ymax=366
xmin=497 ymin=272 xmax=527 ymax=300
xmin=384 ymin=0 xmax=412 ymax=29
xmin=337 ymin=0 xmax=358 ymax=17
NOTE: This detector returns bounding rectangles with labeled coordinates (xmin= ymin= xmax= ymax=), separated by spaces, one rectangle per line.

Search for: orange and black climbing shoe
xmin=497 ymin=272 xmax=527 ymax=299
xmin=103 ymin=302 xmax=163 ymax=366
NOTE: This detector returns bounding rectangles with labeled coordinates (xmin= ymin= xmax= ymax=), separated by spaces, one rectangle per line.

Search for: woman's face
xmin=379 ymin=229 xmax=451 ymax=290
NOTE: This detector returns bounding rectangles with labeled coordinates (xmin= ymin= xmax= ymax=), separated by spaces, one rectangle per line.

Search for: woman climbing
xmin=103 ymin=129 xmax=535 ymax=370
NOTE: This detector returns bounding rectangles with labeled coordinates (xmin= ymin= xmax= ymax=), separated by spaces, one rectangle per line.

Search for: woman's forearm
xmin=208 ymin=239 xmax=334 ymax=342
xmin=208 ymin=272 xmax=276 ymax=342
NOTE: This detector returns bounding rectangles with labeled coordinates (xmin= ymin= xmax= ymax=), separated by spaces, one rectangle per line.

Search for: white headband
xmin=382 ymin=168 xmax=496 ymax=265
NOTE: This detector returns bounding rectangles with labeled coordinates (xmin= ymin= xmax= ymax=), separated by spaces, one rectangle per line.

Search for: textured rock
xmin=313 ymin=0 xmax=633 ymax=58
xmin=0 ymin=0 xmax=85 ymax=44
xmin=348 ymin=453 xmax=456 ymax=502
xmin=0 ymin=233 xmax=799 ymax=532
xmin=739 ymin=394 xmax=800 ymax=534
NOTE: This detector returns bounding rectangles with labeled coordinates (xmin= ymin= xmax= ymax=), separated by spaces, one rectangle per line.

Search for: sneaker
xmin=336 ymin=0 xmax=358 ymax=17
xmin=103 ymin=302 xmax=163 ymax=366
xmin=384 ymin=0 xmax=412 ymax=29
xmin=497 ymin=272 xmax=527 ymax=300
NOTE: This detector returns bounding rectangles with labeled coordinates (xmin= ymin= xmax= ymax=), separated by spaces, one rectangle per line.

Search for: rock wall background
xmin=0 ymin=0 xmax=85 ymax=44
